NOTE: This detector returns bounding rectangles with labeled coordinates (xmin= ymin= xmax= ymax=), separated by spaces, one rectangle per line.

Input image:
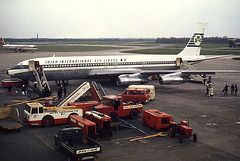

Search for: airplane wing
xmin=89 ymin=68 xmax=239 ymax=76
xmin=141 ymin=69 xmax=240 ymax=75
xmin=89 ymin=68 xmax=240 ymax=85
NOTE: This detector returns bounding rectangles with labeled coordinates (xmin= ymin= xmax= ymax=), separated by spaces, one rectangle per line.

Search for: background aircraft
xmin=0 ymin=38 xmax=37 ymax=52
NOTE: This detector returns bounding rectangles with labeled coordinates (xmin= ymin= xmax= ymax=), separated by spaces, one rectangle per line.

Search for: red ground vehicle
xmin=2 ymin=78 xmax=29 ymax=88
xmin=93 ymin=95 xmax=143 ymax=120
xmin=142 ymin=109 xmax=172 ymax=130
xmin=84 ymin=111 xmax=112 ymax=137
xmin=69 ymin=115 xmax=96 ymax=139
xmin=119 ymin=88 xmax=150 ymax=104
xmin=68 ymin=101 xmax=101 ymax=114
xmin=168 ymin=120 xmax=197 ymax=143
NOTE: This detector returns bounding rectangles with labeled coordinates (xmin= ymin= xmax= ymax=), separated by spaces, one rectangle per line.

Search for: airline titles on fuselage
xmin=45 ymin=58 xmax=126 ymax=64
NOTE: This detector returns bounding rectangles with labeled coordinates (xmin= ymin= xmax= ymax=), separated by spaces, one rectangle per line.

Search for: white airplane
xmin=0 ymin=38 xmax=37 ymax=52
xmin=7 ymin=23 xmax=238 ymax=86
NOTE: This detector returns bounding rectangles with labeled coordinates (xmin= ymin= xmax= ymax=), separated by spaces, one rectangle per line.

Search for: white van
xmin=128 ymin=85 xmax=155 ymax=100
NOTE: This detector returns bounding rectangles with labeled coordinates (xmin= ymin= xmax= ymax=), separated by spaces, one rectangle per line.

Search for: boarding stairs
xmin=57 ymin=81 xmax=106 ymax=107
xmin=58 ymin=82 xmax=91 ymax=107
xmin=180 ymin=62 xmax=203 ymax=83
xmin=29 ymin=60 xmax=51 ymax=95
xmin=90 ymin=81 xmax=106 ymax=101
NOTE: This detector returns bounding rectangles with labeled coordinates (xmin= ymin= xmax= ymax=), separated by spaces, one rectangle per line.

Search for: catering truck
xmin=54 ymin=127 xmax=102 ymax=161
xmin=24 ymin=103 xmax=82 ymax=126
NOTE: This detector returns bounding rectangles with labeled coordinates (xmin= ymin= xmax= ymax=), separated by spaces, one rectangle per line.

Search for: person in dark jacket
xmin=231 ymin=84 xmax=235 ymax=95
xmin=235 ymin=84 xmax=238 ymax=96
xmin=63 ymin=85 xmax=67 ymax=97
xmin=7 ymin=85 xmax=12 ymax=94
xmin=22 ymin=85 xmax=27 ymax=95
xmin=58 ymin=85 xmax=63 ymax=101
xmin=222 ymin=84 xmax=229 ymax=96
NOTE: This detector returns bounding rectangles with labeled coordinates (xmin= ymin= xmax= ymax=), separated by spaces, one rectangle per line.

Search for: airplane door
xmin=176 ymin=58 xmax=182 ymax=67
xmin=28 ymin=60 xmax=35 ymax=71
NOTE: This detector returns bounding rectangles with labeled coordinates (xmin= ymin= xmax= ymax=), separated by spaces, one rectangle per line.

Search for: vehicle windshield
xmin=102 ymin=99 xmax=114 ymax=106
xmin=25 ymin=105 xmax=31 ymax=113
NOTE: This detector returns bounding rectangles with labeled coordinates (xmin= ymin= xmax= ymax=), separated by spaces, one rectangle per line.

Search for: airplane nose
xmin=6 ymin=70 xmax=9 ymax=75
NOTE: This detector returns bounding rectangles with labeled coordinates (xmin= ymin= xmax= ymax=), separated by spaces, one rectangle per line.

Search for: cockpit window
xmin=12 ymin=65 xmax=28 ymax=69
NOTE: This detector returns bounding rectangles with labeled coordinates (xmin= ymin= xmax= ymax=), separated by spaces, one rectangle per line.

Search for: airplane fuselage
xmin=8 ymin=54 xmax=193 ymax=81
xmin=2 ymin=44 xmax=37 ymax=52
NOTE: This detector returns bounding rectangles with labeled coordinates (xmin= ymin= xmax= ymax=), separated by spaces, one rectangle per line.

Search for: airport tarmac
xmin=0 ymin=51 xmax=240 ymax=161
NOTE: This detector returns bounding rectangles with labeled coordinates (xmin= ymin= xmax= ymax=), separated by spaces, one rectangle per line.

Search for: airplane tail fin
xmin=178 ymin=22 xmax=208 ymax=57
xmin=0 ymin=38 xmax=6 ymax=46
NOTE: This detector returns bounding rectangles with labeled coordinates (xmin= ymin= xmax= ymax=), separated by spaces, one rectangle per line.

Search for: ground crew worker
xmin=235 ymin=84 xmax=238 ymax=96
xmin=203 ymin=74 xmax=207 ymax=85
xmin=231 ymin=84 xmax=235 ymax=95
xmin=58 ymin=85 xmax=63 ymax=101
xmin=205 ymin=84 xmax=209 ymax=97
xmin=209 ymin=85 xmax=214 ymax=98
xmin=11 ymin=87 xmax=17 ymax=95
xmin=222 ymin=84 xmax=229 ymax=96
xmin=7 ymin=85 xmax=12 ymax=94
xmin=64 ymin=85 xmax=67 ymax=97
xmin=22 ymin=85 xmax=27 ymax=95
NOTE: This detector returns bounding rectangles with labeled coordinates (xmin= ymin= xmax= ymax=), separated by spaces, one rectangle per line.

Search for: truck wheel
xmin=55 ymin=144 xmax=60 ymax=152
xmin=130 ymin=109 xmax=139 ymax=119
xmin=193 ymin=133 xmax=197 ymax=142
xmin=168 ymin=125 xmax=176 ymax=138
xmin=42 ymin=116 xmax=54 ymax=127
xmin=109 ymin=112 xmax=118 ymax=121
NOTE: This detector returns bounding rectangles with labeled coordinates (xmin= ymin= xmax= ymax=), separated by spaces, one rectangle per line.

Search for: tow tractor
xmin=143 ymin=109 xmax=197 ymax=143
xmin=168 ymin=120 xmax=197 ymax=143
xmin=24 ymin=102 xmax=82 ymax=126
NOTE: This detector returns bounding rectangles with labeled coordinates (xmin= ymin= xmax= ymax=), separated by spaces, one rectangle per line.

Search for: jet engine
xmin=159 ymin=72 xmax=188 ymax=85
xmin=116 ymin=73 xmax=148 ymax=86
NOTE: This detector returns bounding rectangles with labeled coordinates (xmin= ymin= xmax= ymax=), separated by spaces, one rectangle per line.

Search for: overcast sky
xmin=0 ymin=0 xmax=239 ymax=38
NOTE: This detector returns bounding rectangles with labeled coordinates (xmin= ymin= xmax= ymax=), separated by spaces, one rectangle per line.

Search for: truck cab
xmin=24 ymin=103 xmax=82 ymax=126
xmin=120 ymin=88 xmax=150 ymax=104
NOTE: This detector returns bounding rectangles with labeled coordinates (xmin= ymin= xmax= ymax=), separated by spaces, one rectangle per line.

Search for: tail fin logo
xmin=194 ymin=35 xmax=202 ymax=46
